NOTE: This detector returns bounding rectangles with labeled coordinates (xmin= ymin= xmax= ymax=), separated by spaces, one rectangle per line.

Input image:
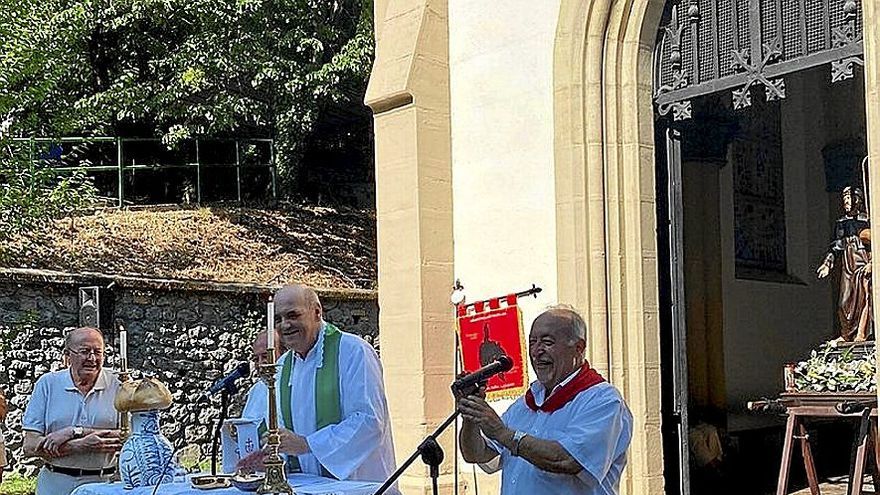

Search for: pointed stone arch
xmin=554 ymin=1 xmax=880 ymax=493
xmin=554 ymin=2 xmax=666 ymax=492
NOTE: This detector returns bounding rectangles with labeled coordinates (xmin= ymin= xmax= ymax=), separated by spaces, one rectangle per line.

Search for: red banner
xmin=457 ymin=295 xmax=528 ymax=400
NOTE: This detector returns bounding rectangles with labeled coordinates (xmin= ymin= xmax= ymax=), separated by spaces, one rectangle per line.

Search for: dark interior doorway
xmin=656 ymin=65 xmax=869 ymax=495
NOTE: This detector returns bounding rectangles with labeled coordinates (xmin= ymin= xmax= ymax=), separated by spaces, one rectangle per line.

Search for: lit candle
xmin=267 ymin=300 xmax=275 ymax=350
xmin=119 ymin=330 xmax=127 ymax=368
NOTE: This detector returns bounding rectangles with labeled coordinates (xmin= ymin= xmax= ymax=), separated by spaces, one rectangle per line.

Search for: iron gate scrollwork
xmin=654 ymin=0 xmax=864 ymax=120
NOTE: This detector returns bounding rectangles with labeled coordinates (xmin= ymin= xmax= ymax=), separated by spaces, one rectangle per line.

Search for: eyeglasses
xmin=67 ymin=348 xmax=105 ymax=358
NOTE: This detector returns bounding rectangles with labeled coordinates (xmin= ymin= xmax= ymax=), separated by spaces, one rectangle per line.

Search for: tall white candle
xmin=267 ymin=300 xmax=275 ymax=349
xmin=119 ymin=330 xmax=127 ymax=366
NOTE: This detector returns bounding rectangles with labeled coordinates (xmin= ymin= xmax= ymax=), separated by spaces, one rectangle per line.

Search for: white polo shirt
xmin=23 ymin=368 xmax=120 ymax=469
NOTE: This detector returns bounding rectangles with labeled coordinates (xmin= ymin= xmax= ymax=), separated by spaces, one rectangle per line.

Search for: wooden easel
xmin=772 ymin=393 xmax=880 ymax=495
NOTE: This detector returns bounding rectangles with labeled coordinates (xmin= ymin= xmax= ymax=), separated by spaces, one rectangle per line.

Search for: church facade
xmin=365 ymin=1 xmax=880 ymax=493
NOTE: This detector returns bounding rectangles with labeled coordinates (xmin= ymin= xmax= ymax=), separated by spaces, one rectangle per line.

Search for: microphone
xmin=198 ymin=362 xmax=250 ymax=402
xmin=452 ymin=356 xmax=514 ymax=393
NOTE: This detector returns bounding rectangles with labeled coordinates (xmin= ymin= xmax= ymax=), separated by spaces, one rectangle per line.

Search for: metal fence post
xmin=270 ymin=140 xmax=277 ymax=199
xmin=28 ymin=138 xmax=35 ymax=194
xmin=195 ymin=139 xmax=202 ymax=204
xmin=235 ymin=140 xmax=242 ymax=203
xmin=117 ymin=138 xmax=124 ymax=207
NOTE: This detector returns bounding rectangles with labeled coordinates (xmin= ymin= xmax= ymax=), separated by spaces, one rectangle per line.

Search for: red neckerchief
xmin=525 ymin=362 xmax=605 ymax=413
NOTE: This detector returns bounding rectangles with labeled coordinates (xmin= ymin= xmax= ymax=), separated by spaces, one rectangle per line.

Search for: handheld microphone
xmin=452 ymin=355 xmax=514 ymax=392
xmin=197 ymin=362 xmax=250 ymax=402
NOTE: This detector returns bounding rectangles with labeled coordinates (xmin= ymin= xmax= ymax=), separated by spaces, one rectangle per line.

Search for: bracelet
xmin=510 ymin=430 xmax=527 ymax=457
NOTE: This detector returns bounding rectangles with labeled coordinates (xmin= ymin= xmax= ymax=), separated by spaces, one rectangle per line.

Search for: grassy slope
xmin=0 ymin=204 xmax=377 ymax=290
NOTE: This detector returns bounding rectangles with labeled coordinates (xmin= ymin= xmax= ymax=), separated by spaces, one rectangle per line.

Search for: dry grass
xmin=0 ymin=204 xmax=377 ymax=290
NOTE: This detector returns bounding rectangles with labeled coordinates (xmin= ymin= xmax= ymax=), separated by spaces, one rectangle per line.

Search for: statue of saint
xmin=817 ymin=186 xmax=873 ymax=341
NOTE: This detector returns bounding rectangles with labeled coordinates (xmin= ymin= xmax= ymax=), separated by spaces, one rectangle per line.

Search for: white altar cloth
xmin=69 ymin=473 xmax=381 ymax=495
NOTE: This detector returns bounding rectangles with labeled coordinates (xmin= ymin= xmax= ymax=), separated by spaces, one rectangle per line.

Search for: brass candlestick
xmin=257 ymin=348 xmax=293 ymax=495
xmin=115 ymin=324 xmax=131 ymax=442
xmin=118 ymin=363 xmax=131 ymax=441
xmin=109 ymin=357 xmax=130 ymax=483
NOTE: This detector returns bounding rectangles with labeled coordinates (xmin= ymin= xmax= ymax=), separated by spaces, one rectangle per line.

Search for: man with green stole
xmin=239 ymin=284 xmax=397 ymax=490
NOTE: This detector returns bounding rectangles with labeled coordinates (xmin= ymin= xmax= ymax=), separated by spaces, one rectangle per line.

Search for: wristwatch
xmin=510 ymin=430 xmax=527 ymax=457
xmin=72 ymin=426 xmax=84 ymax=439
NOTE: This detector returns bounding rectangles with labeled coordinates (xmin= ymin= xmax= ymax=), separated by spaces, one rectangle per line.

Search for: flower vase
xmin=119 ymin=410 xmax=178 ymax=489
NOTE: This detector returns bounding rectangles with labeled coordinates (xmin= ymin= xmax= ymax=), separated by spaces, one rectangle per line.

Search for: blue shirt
xmin=484 ymin=380 xmax=633 ymax=495
xmin=22 ymin=368 xmax=120 ymax=470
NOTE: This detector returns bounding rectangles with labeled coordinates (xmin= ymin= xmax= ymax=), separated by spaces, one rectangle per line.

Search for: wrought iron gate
xmin=654 ymin=0 xmax=864 ymax=120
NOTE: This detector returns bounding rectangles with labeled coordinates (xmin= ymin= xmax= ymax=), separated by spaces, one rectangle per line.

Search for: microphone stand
xmin=210 ymin=381 xmax=238 ymax=477
xmin=373 ymin=409 xmax=460 ymax=495
xmin=374 ymin=358 xmax=510 ymax=494
xmin=375 ymin=282 xmax=540 ymax=495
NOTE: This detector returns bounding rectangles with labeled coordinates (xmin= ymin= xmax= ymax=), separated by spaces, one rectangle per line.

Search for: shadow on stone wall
xmin=0 ymin=277 xmax=378 ymax=476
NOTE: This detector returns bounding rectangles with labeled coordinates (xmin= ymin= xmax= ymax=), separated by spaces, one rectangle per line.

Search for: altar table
xmin=69 ymin=473 xmax=382 ymax=495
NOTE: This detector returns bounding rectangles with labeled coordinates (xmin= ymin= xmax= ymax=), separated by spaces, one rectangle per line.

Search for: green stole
xmin=279 ymin=323 xmax=343 ymax=473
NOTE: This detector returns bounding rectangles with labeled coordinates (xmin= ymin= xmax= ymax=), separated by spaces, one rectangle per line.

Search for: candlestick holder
xmin=109 ymin=360 xmax=131 ymax=483
xmin=118 ymin=364 xmax=131 ymax=440
xmin=257 ymin=349 xmax=293 ymax=495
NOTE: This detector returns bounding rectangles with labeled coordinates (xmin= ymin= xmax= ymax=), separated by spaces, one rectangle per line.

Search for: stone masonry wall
xmin=0 ymin=275 xmax=378 ymax=476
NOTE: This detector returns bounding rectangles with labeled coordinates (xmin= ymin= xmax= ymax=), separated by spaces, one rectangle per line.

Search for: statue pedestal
xmin=834 ymin=340 xmax=875 ymax=356
xmin=828 ymin=340 xmax=875 ymax=358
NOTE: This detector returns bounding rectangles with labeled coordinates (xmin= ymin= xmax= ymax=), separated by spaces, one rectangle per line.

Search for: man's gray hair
xmin=540 ymin=304 xmax=587 ymax=343
xmin=275 ymin=284 xmax=322 ymax=310
xmin=64 ymin=326 xmax=104 ymax=350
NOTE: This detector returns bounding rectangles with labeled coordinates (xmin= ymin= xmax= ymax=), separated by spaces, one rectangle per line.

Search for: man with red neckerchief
xmin=457 ymin=306 xmax=633 ymax=494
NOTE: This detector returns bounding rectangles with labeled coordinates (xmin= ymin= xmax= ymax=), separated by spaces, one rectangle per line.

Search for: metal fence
xmin=7 ymin=136 xmax=277 ymax=206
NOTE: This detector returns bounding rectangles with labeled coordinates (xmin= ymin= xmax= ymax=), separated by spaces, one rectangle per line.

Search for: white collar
xmin=530 ymin=367 xmax=581 ymax=407
xmin=295 ymin=321 xmax=329 ymax=369
xmin=551 ymin=368 xmax=581 ymax=395
xmin=64 ymin=368 xmax=108 ymax=394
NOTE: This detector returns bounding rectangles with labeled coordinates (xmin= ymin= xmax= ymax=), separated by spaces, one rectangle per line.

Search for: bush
xmin=0 ymin=166 xmax=98 ymax=242
xmin=0 ymin=473 xmax=37 ymax=495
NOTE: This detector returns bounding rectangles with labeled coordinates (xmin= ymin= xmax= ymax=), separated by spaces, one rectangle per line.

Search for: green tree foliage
xmin=0 ymin=0 xmax=374 ymax=185
xmin=0 ymin=143 xmax=98 ymax=241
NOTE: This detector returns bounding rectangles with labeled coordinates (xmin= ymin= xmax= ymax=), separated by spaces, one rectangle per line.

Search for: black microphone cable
xmin=150 ymin=442 xmax=183 ymax=495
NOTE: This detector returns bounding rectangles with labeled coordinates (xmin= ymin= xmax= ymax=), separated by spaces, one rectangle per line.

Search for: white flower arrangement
xmin=792 ymin=343 xmax=876 ymax=393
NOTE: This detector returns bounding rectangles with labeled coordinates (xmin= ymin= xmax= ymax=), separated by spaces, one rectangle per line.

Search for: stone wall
xmin=0 ymin=271 xmax=378 ymax=476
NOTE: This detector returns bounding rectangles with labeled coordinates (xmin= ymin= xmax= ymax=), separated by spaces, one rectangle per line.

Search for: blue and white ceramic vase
xmin=119 ymin=410 xmax=178 ymax=489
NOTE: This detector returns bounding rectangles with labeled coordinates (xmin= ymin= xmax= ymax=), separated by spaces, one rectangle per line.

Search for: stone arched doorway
xmin=554 ymin=1 xmax=670 ymax=493
xmin=653 ymin=1 xmax=867 ymax=493
xmin=554 ymin=0 xmax=880 ymax=494
xmin=365 ymin=0 xmax=880 ymax=492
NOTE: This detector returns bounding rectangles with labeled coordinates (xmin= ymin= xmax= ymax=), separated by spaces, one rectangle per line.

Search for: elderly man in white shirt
xmin=239 ymin=284 xmax=397 ymax=491
xmin=22 ymin=327 xmax=122 ymax=495
xmin=457 ymin=306 xmax=633 ymax=495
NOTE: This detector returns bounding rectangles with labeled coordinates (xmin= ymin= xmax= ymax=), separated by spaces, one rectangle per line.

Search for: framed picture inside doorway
xmin=732 ymin=100 xmax=789 ymax=280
